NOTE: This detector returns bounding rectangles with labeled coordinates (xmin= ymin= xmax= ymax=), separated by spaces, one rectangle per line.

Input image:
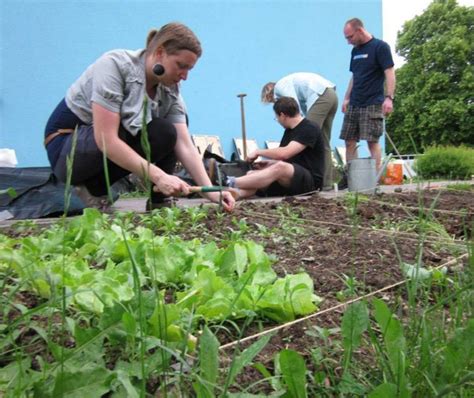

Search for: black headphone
xmin=153 ymin=63 xmax=165 ymax=76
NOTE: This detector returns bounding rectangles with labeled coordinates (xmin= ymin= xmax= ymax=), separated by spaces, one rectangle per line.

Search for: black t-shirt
xmin=350 ymin=37 xmax=394 ymax=107
xmin=280 ymin=118 xmax=324 ymax=183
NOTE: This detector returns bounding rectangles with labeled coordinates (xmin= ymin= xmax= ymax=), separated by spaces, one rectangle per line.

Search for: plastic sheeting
xmin=0 ymin=167 xmax=85 ymax=220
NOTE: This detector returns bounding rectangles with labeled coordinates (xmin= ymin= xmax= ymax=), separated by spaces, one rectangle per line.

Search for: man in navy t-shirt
xmin=340 ymin=18 xmax=395 ymax=172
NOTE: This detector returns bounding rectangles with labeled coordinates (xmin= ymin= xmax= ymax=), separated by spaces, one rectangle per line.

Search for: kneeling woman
xmin=44 ymin=22 xmax=234 ymax=212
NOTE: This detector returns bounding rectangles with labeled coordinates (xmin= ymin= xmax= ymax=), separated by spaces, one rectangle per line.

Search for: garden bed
xmin=1 ymin=186 xmax=472 ymax=396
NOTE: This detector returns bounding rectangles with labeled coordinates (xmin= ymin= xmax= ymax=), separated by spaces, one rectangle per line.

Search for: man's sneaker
xmin=146 ymin=197 xmax=177 ymax=211
xmin=73 ymin=185 xmax=112 ymax=211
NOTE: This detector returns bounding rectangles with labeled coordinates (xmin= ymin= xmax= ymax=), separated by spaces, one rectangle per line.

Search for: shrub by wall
xmin=415 ymin=146 xmax=474 ymax=180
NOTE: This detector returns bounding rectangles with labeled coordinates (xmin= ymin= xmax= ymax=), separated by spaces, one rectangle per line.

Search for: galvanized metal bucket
xmin=347 ymin=158 xmax=377 ymax=194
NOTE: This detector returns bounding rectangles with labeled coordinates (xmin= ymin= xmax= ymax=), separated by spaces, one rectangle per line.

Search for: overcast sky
xmin=383 ymin=0 xmax=473 ymax=67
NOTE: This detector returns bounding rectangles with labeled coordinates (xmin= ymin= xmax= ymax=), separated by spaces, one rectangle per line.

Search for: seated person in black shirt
xmin=227 ymin=96 xmax=325 ymax=199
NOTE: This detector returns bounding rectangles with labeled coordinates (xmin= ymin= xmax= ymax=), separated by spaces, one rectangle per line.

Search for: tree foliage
xmin=386 ymin=0 xmax=474 ymax=154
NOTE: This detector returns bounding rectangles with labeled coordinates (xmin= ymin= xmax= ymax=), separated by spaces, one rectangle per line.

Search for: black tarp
xmin=0 ymin=167 xmax=135 ymax=220
xmin=0 ymin=149 xmax=249 ymax=220
xmin=0 ymin=167 xmax=86 ymax=220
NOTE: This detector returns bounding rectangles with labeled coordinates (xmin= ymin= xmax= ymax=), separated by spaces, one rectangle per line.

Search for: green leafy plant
xmin=0 ymin=205 xmax=324 ymax=396
xmin=336 ymin=274 xmax=362 ymax=301
xmin=415 ymin=146 xmax=474 ymax=180
xmin=279 ymin=349 xmax=308 ymax=397
xmin=193 ymin=326 xmax=219 ymax=397
xmin=368 ymin=298 xmax=410 ymax=398
xmin=341 ymin=301 xmax=369 ymax=373
xmin=276 ymin=204 xmax=306 ymax=237
xmin=0 ymin=187 xmax=17 ymax=198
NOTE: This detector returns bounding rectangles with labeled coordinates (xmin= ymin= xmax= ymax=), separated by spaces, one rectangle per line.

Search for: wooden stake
xmin=237 ymin=93 xmax=248 ymax=159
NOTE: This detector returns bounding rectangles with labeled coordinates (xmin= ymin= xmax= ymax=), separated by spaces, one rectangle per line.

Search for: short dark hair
xmin=346 ymin=18 xmax=364 ymax=29
xmin=273 ymin=96 xmax=300 ymax=117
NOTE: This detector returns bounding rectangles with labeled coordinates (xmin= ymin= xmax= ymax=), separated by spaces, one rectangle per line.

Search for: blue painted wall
xmin=0 ymin=0 xmax=383 ymax=166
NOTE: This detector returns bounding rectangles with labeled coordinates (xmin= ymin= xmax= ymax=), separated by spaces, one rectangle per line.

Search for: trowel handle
xmin=189 ymin=186 xmax=226 ymax=193
xmin=153 ymin=185 xmax=226 ymax=194
xmin=189 ymin=186 xmax=239 ymax=200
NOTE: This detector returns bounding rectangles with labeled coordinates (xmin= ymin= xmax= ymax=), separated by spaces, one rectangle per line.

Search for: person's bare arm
xmin=342 ymin=77 xmax=353 ymax=113
xmin=383 ymin=67 xmax=396 ymax=115
xmin=246 ymin=140 xmax=306 ymax=163
xmin=92 ymin=102 xmax=189 ymax=196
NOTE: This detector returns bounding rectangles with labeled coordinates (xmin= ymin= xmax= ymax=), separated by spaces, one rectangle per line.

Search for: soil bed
xmin=204 ymin=189 xmax=472 ymax=391
xmin=1 ymin=187 xmax=472 ymax=395
xmin=199 ymin=189 xmax=471 ymax=303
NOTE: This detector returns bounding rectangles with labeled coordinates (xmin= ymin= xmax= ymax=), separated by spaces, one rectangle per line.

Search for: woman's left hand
xmin=206 ymin=191 xmax=235 ymax=212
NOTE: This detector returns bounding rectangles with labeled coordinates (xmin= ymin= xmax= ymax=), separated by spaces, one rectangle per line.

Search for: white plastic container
xmin=0 ymin=149 xmax=18 ymax=167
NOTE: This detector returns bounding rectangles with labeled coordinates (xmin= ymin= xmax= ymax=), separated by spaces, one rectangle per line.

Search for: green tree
xmin=386 ymin=0 xmax=474 ymax=154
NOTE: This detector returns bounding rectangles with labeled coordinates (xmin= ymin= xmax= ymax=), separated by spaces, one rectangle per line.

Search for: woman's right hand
xmin=152 ymin=173 xmax=190 ymax=196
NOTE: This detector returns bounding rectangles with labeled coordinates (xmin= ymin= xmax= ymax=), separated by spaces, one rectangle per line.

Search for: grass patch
xmin=446 ymin=182 xmax=474 ymax=192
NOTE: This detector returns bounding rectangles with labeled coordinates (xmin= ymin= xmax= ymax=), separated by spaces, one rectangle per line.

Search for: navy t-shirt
xmin=280 ymin=118 xmax=324 ymax=184
xmin=350 ymin=37 xmax=394 ymax=107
